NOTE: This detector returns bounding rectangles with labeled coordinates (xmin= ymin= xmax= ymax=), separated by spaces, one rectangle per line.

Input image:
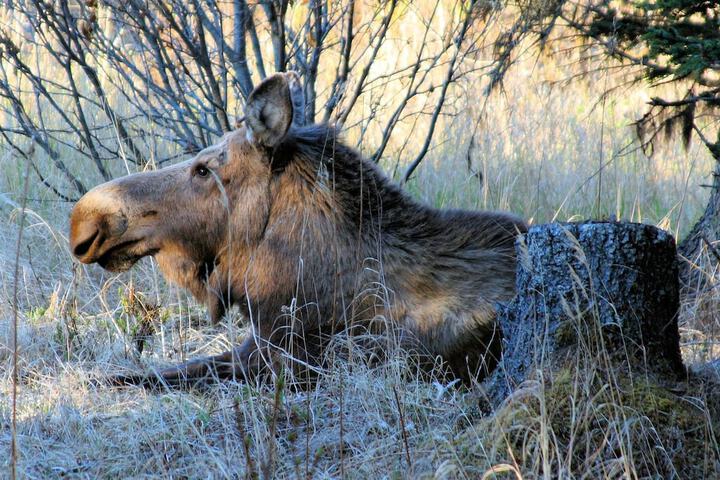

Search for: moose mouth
xmin=96 ymin=239 xmax=158 ymax=272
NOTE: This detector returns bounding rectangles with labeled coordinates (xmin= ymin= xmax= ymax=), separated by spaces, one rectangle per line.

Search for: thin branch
xmin=403 ymin=0 xmax=476 ymax=183
xmin=336 ymin=0 xmax=398 ymax=125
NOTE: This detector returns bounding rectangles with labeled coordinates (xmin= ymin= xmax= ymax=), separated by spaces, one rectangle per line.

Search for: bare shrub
xmin=0 ymin=0 xmax=499 ymax=199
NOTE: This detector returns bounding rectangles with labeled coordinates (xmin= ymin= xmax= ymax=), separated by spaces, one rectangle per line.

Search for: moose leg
xmin=107 ymin=337 xmax=253 ymax=388
xmin=108 ymin=328 xmax=326 ymax=389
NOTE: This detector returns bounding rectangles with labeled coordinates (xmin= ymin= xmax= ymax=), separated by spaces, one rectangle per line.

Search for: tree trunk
xmin=489 ymin=221 xmax=685 ymax=404
xmin=678 ymin=158 xmax=720 ymax=292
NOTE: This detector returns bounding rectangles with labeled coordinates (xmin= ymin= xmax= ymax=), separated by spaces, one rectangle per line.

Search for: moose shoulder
xmin=69 ymin=72 xmax=527 ymax=386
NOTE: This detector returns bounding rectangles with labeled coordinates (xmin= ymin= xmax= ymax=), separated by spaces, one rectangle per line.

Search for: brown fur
xmin=69 ymin=73 xmax=527 ymax=387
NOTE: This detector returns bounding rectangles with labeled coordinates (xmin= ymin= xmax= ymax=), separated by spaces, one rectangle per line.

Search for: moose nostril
xmin=73 ymin=229 xmax=99 ymax=258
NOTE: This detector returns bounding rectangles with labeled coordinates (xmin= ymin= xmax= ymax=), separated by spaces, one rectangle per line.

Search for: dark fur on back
xmin=277 ymin=123 xmax=520 ymax=249
xmin=262 ymin=124 xmax=526 ymax=379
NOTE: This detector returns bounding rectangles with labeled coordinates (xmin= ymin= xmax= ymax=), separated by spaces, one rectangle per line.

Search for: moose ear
xmin=245 ymin=73 xmax=294 ymax=148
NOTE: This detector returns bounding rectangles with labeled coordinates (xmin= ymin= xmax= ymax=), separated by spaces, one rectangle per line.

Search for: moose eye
xmin=195 ymin=165 xmax=210 ymax=178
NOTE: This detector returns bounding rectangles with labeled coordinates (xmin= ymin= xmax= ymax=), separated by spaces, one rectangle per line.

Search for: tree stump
xmin=489 ymin=221 xmax=685 ymax=403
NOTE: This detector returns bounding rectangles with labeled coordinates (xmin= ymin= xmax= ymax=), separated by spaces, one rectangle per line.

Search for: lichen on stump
xmin=490 ymin=221 xmax=685 ymax=402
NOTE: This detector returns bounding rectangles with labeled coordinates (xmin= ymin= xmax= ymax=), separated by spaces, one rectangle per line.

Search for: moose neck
xmin=264 ymin=129 xmax=440 ymax=320
xmin=198 ymin=125 xmax=479 ymax=327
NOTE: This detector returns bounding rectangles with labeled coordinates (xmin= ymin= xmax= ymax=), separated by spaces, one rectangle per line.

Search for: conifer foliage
xmin=496 ymin=0 xmax=720 ymax=280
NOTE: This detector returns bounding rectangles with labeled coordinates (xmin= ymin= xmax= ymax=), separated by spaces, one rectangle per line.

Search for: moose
xmin=69 ymin=72 xmax=527 ymax=387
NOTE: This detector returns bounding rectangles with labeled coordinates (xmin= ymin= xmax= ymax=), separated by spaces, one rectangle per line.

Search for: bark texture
xmin=490 ymin=221 xmax=685 ymax=403
xmin=678 ymin=167 xmax=720 ymax=291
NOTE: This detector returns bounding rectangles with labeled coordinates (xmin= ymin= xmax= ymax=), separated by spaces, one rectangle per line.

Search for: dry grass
xmin=2 ymin=14 xmax=720 ymax=480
